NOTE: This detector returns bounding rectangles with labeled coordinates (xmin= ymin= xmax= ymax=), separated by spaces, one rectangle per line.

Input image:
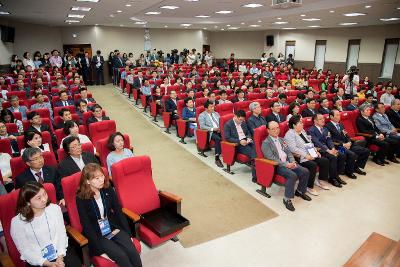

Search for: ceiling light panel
xmin=76 ymin=0 xmax=99 ymax=2
xmin=380 ymin=17 xmax=400 ymax=21
xmin=145 ymin=11 xmax=161 ymax=15
xmin=339 ymin=22 xmax=358 ymax=25
xmin=215 ymin=10 xmax=233 ymax=14
xmin=196 ymin=15 xmax=210 ymax=18
xmin=242 ymin=3 xmax=263 ymax=8
xmin=160 ymin=6 xmax=179 ymax=9
xmin=68 ymin=14 xmax=85 ymax=18
xmin=71 ymin=6 xmax=91 ymax=11
xmin=65 ymin=20 xmax=80 ymax=23
xmin=180 ymin=23 xmax=192 ymax=26
xmin=343 ymin=13 xmax=366 ymax=17
xmin=273 ymin=21 xmax=288 ymax=24
xmin=302 ymin=18 xmax=320 ymax=21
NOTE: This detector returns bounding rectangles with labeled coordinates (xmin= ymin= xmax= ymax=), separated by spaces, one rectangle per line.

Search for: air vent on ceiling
xmin=272 ymin=0 xmax=302 ymax=9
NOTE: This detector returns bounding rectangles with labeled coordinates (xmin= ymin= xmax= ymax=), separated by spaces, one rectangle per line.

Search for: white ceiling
xmin=1 ymin=0 xmax=400 ymax=31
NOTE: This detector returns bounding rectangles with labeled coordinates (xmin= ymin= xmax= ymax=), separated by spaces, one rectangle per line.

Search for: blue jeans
xmin=276 ymin=165 xmax=309 ymax=199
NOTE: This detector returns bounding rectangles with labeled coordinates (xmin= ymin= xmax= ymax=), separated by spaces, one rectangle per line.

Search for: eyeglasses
xmin=29 ymin=155 xmax=43 ymax=162
xmin=69 ymin=143 xmax=82 ymax=150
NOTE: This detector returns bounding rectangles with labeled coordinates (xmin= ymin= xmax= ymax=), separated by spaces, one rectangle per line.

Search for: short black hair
xmin=297 ymin=93 xmax=305 ymax=99
xmin=365 ymin=93 xmax=373 ymax=98
xmin=235 ymin=89 xmax=243 ymax=95
xmin=27 ymin=111 xmax=39 ymax=121
xmin=79 ymin=87 xmax=87 ymax=93
xmin=312 ymin=113 xmax=322 ymax=123
xmin=219 ymin=89 xmax=227 ymax=95
xmin=184 ymin=97 xmax=193 ymax=105
xmin=320 ymin=97 xmax=328 ymax=103
xmin=204 ymin=100 xmax=214 ymax=109
xmin=107 ymin=132 xmax=125 ymax=151
xmin=306 ymin=98 xmax=316 ymax=104
xmin=62 ymin=135 xmax=80 ymax=154
xmin=278 ymin=93 xmax=287 ymax=100
xmin=92 ymin=104 xmax=102 ymax=110
xmin=24 ymin=131 xmax=42 ymax=148
xmin=58 ymin=108 xmax=70 ymax=117
xmin=270 ymin=101 xmax=280 ymax=108
xmin=235 ymin=109 xmax=246 ymax=118
xmin=329 ymin=109 xmax=339 ymax=118
xmin=288 ymin=115 xmax=302 ymax=129
xmin=63 ymin=120 xmax=77 ymax=135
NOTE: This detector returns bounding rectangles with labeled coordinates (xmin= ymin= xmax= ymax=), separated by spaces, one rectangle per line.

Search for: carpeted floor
xmin=89 ymin=85 xmax=278 ymax=248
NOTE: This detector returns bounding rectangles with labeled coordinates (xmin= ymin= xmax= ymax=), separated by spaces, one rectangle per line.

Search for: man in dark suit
xmin=54 ymin=90 xmax=74 ymax=107
xmin=386 ymin=98 xmax=400 ymax=128
xmin=92 ymin=50 xmax=105 ymax=85
xmin=55 ymin=108 xmax=74 ymax=130
xmin=318 ymin=98 xmax=331 ymax=115
xmin=113 ymin=52 xmax=124 ymax=85
xmin=224 ymin=110 xmax=257 ymax=181
xmin=307 ymin=113 xmax=346 ymax=187
xmin=87 ymin=104 xmax=110 ymax=125
xmin=58 ymin=136 xmax=98 ymax=178
xmin=266 ymin=101 xmax=285 ymax=123
xmin=80 ymin=51 xmax=92 ymax=85
xmin=326 ymin=109 xmax=370 ymax=176
xmin=356 ymin=105 xmax=393 ymax=165
xmin=231 ymin=89 xmax=247 ymax=103
xmin=77 ymin=87 xmax=95 ymax=105
xmin=301 ymin=98 xmax=317 ymax=118
xmin=345 ymin=95 xmax=359 ymax=111
xmin=165 ymin=90 xmax=179 ymax=121
xmin=27 ymin=111 xmax=57 ymax=149
xmin=16 ymin=148 xmax=64 ymax=205
xmin=247 ymin=101 xmax=266 ymax=137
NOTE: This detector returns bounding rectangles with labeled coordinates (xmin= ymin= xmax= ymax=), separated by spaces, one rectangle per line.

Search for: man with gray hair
xmin=247 ymin=102 xmax=266 ymax=137
xmin=7 ymin=95 xmax=28 ymax=120
xmin=386 ymin=98 xmax=400 ymax=129
xmin=15 ymin=147 xmax=64 ymax=205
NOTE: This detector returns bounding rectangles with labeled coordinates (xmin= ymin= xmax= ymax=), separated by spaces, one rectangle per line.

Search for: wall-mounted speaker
xmin=266 ymin=35 xmax=274 ymax=46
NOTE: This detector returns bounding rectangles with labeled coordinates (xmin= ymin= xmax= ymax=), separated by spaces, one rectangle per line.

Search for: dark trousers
xmin=300 ymin=157 xmax=329 ymax=188
xmin=27 ymin=243 xmax=82 ymax=267
xmin=82 ymin=66 xmax=90 ymax=84
xmin=368 ymin=138 xmax=389 ymax=161
xmin=320 ymin=152 xmax=339 ymax=180
xmin=236 ymin=143 xmax=257 ymax=178
xmin=386 ymin=135 xmax=400 ymax=156
xmin=350 ymin=143 xmax=370 ymax=169
xmin=211 ymin=132 xmax=222 ymax=156
xmin=98 ymin=230 xmax=142 ymax=267
xmin=276 ymin=165 xmax=309 ymax=199
xmin=95 ymin=67 xmax=105 ymax=85
xmin=341 ymin=149 xmax=357 ymax=175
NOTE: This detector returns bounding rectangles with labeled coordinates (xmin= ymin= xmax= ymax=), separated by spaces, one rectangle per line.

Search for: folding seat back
xmin=53 ymin=114 xmax=80 ymax=126
xmin=0 ymin=183 xmax=56 ymax=267
xmin=96 ymin=134 xmax=131 ymax=168
xmin=341 ymin=111 xmax=357 ymax=138
xmin=342 ymin=99 xmax=351 ymax=109
xmin=254 ymin=125 xmax=267 ymax=158
xmin=0 ymin=138 xmax=12 ymax=155
xmin=6 ymin=91 xmax=26 ymax=100
xmin=233 ymin=100 xmax=251 ymax=112
xmin=257 ymin=99 xmax=273 ymax=110
xmin=88 ymin=120 xmax=117 ymax=144
xmin=29 ymin=108 xmax=50 ymax=119
xmin=280 ymin=105 xmax=289 ymax=117
xmin=215 ymin=102 xmax=233 ymax=117
xmin=262 ymin=108 xmax=271 ymax=118
xmin=11 ymin=151 xmax=57 ymax=181
xmin=279 ymin=121 xmax=289 ymax=138
xmin=195 ymin=97 xmax=207 ymax=107
xmin=5 ymin=123 xmax=18 ymax=134
xmin=12 ymin=112 xmax=22 ymax=121
xmin=287 ymin=96 xmax=296 ymax=104
xmin=298 ymin=104 xmax=307 ymax=115
xmin=220 ymin=114 xmax=235 ymax=140
xmin=54 ymin=105 xmax=76 ymax=116
xmin=302 ymin=117 xmax=314 ymax=132
xmin=177 ymin=99 xmax=185 ymax=117
xmin=57 ymin=142 xmax=95 ymax=162
xmin=247 ymin=93 xmax=260 ymax=101
xmin=16 ymin=131 xmax=52 ymax=152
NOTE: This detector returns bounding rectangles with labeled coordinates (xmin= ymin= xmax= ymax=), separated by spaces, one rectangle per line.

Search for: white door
xmin=314 ymin=43 xmax=326 ymax=70
xmin=285 ymin=45 xmax=295 ymax=59
xmin=381 ymin=42 xmax=399 ymax=78
xmin=346 ymin=43 xmax=360 ymax=70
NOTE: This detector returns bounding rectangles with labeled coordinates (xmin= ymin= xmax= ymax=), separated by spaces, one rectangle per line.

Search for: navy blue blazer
xmin=224 ymin=119 xmax=251 ymax=144
xmin=54 ymin=99 xmax=74 ymax=107
xmin=165 ymin=98 xmax=177 ymax=113
xmin=307 ymin=125 xmax=334 ymax=152
xmin=266 ymin=112 xmax=285 ymax=123
xmin=325 ymin=121 xmax=350 ymax=146
xmin=247 ymin=114 xmax=266 ymax=137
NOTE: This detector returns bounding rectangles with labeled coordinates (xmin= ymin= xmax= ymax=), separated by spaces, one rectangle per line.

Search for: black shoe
xmin=215 ymin=158 xmax=224 ymax=168
xmin=252 ymin=176 xmax=257 ymax=183
xmin=354 ymin=168 xmax=366 ymax=175
xmin=388 ymin=157 xmax=400 ymax=164
xmin=329 ymin=179 xmax=342 ymax=188
xmin=337 ymin=177 xmax=347 ymax=185
xmin=383 ymin=160 xmax=390 ymax=164
xmin=295 ymin=191 xmax=312 ymax=201
xmin=346 ymin=173 xmax=357 ymax=179
xmin=283 ymin=199 xmax=295 ymax=211
xmin=373 ymin=158 xmax=385 ymax=166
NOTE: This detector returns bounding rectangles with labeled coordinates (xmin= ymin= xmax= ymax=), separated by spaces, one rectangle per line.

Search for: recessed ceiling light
xmin=72 ymin=33 xmax=78 ymax=38
xmin=365 ymin=5 xmax=371 ymax=8
xmin=95 ymin=23 xmax=99 ymax=25
xmin=164 ymin=25 xmax=168 ymax=28
xmin=135 ymin=21 xmax=147 ymax=24
xmin=300 ymin=14 xmax=306 ymax=17
xmin=215 ymin=10 xmax=233 ymax=14
xmin=273 ymin=21 xmax=288 ymax=24
xmin=242 ymin=3 xmax=263 ymax=8
xmin=0 ymin=3 xmax=2 ymax=7
xmin=76 ymin=0 xmax=99 ymax=2
xmin=380 ymin=17 xmax=400 ymax=21
xmin=277 ymin=17 xmax=282 ymax=20
xmin=308 ymin=25 xmax=320 ymax=28
xmin=343 ymin=13 xmax=366 ymax=17
xmin=196 ymin=15 xmax=210 ymax=18
xmin=282 ymin=27 xmax=296 ymax=30
xmin=161 ymin=6 xmax=179 ymax=9
xmin=68 ymin=14 xmax=85 ymax=18
xmin=71 ymin=6 xmax=91 ymax=11
xmin=249 ymin=24 xmax=261 ymax=27
xmin=129 ymin=17 xmax=141 ymax=21
xmin=397 ymin=7 xmax=400 ymax=10
xmin=109 ymin=14 xmax=114 ymax=17
xmin=339 ymin=22 xmax=358 ymax=25
xmin=257 ymin=20 xmax=262 ymax=23
xmin=145 ymin=11 xmax=161 ymax=15
xmin=228 ymin=27 xmax=239 ymax=29
xmin=184 ymin=0 xmax=199 ymax=1
xmin=180 ymin=23 xmax=192 ymax=27
xmin=221 ymin=28 xmax=225 ymax=31
xmin=214 ymin=25 xmax=218 ymax=28
xmin=203 ymin=27 xmax=207 ymax=30
xmin=302 ymin=18 xmax=320 ymax=21
xmin=227 ymin=24 xmax=231 ymax=26
xmin=65 ymin=20 xmax=80 ymax=23
xmin=125 ymin=4 xmax=131 ymax=7
xmin=117 ymin=10 xmax=122 ymax=13
xmin=241 ymin=22 xmax=245 ymax=25
xmin=120 ymin=24 xmax=124 ymax=27
xmin=0 ymin=11 xmax=10 ymax=15
xmin=329 ymin=10 xmax=335 ymax=13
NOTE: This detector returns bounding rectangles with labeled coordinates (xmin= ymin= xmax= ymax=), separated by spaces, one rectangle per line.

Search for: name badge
xmin=98 ymin=218 xmax=112 ymax=237
xmin=41 ymin=244 xmax=57 ymax=261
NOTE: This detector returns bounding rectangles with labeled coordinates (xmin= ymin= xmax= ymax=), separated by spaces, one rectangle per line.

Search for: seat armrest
xmin=356 ymin=132 xmax=373 ymax=138
xmin=221 ymin=140 xmax=238 ymax=147
xmin=159 ymin=191 xmax=182 ymax=203
xmin=255 ymin=158 xmax=278 ymax=166
xmin=0 ymin=253 xmax=15 ymax=267
xmin=122 ymin=207 xmax=140 ymax=222
xmin=95 ymin=151 xmax=99 ymax=157
xmin=66 ymin=225 xmax=88 ymax=247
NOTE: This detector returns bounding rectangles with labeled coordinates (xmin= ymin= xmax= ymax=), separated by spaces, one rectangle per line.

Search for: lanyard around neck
xmin=30 ymin=210 xmax=52 ymax=248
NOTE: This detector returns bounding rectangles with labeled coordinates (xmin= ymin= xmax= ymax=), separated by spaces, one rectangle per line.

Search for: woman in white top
xmin=21 ymin=131 xmax=51 ymax=154
xmin=10 ymin=182 xmax=81 ymax=266
xmin=60 ymin=120 xmax=93 ymax=150
xmin=22 ymin=52 xmax=35 ymax=70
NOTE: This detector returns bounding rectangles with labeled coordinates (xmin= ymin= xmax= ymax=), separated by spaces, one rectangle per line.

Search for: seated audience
xmin=140 ymin=79 xmax=153 ymax=109
xmin=21 ymin=131 xmax=51 ymax=153
xmin=198 ymin=100 xmax=223 ymax=167
xmin=278 ymin=93 xmax=288 ymax=107
xmin=58 ymin=136 xmax=98 ymax=178
xmin=346 ymin=95 xmax=359 ymax=111
xmin=30 ymin=92 xmax=54 ymax=120
xmin=318 ymin=98 xmax=331 ymax=115
xmin=106 ymin=132 xmax=134 ymax=175
xmin=182 ymin=98 xmax=197 ymax=137
xmin=326 ymin=109 xmax=370 ymax=175
xmin=247 ymin=102 xmax=266 ymax=137
xmin=284 ymin=115 xmax=331 ymax=194
xmin=78 ymin=87 xmax=95 ymax=104
xmin=54 ymin=90 xmax=74 ymax=107
xmin=27 ymin=111 xmax=56 ymax=147
xmin=76 ymin=163 xmax=142 ymax=267
xmin=307 ymin=114 xmax=346 ymax=187
xmin=218 ymin=90 xmax=232 ymax=104
xmin=75 ymin=99 xmax=88 ymax=124
xmin=333 ymin=87 xmax=345 ymax=103
xmin=266 ymin=101 xmax=286 ymax=123
xmin=60 ymin=120 xmax=93 ymax=149
xmin=262 ymin=121 xmax=311 ymax=211
xmin=11 ymin=182 xmax=81 ymax=267
xmin=7 ymin=95 xmax=28 ymax=121
xmin=286 ymin=102 xmax=301 ymax=121
xmin=333 ymin=98 xmax=344 ymax=112
xmin=0 ymin=121 xmax=19 ymax=154
xmin=1 ymin=109 xmax=23 ymax=133
xmin=224 ymin=110 xmax=257 ymax=181
xmin=301 ymin=98 xmax=317 ymax=118
xmin=55 ymin=108 xmax=74 ymax=130
xmin=15 ymin=79 xmax=30 ymax=98
xmin=0 ymin=152 xmax=12 ymax=195
xmin=165 ymin=90 xmax=179 ymax=121
xmin=380 ymin=87 xmax=395 ymax=106
xmin=87 ymin=104 xmax=110 ymax=125
xmin=232 ymin=89 xmax=246 ymax=103
xmin=386 ymin=99 xmax=400 ymax=128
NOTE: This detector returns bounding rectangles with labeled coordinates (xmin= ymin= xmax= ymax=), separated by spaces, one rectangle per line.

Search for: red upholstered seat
xmin=0 ymin=138 xmax=12 ymax=155
xmin=61 ymin=170 xmax=141 ymax=267
xmin=0 ymin=183 xmax=57 ymax=267
xmin=5 ymin=123 xmax=18 ymax=134
xmin=215 ymin=102 xmax=234 ymax=117
xmin=16 ymin=131 xmax=53 ymax=152
xmin=29 ymin=108 xmax=51 ymax=119
xmin=111 ymin=156 xmax=186 ymax=247
xmin=96 ymin=134 xmax=131 ymax=168
xmin=233 ymin=100 xmax=251 ymax=112
xmin=10 ymin=151 xmax=57 ymax=181
xmin=88 ymin=120 xmax=116 ymax=146
xmin=55 ymin=125 xmax=87 ymax=147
